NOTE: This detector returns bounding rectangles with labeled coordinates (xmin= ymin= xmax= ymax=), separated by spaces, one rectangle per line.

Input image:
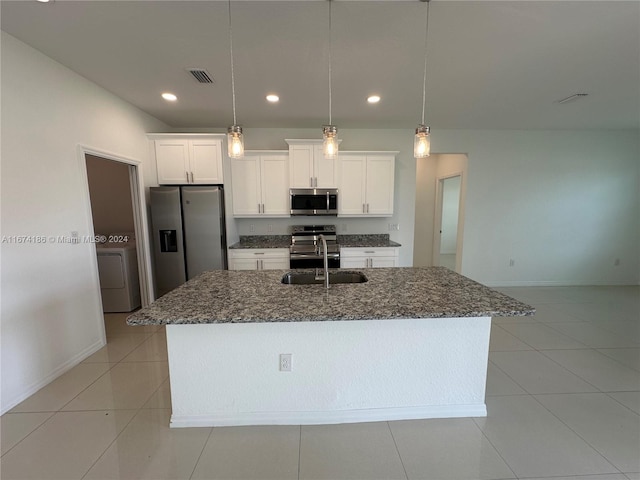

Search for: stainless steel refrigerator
xmin=150 ymin=186 xmax=227 ymax=298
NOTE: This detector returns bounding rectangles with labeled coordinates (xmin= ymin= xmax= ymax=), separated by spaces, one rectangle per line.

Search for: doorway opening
xmin=434 ymin=174 xmax=463 ymax=271
xmin=413 ymin=154 xmax=468 ymax=272
xmin=78 ymin=146 xmax=153 ymax=338
xmin=85 ymin=154 xmax=141 ymax=315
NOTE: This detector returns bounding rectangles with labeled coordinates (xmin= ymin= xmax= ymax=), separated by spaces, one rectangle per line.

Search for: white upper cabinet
xmin=152 ymin=135 xmax=224 ymax=185
xmin=231 ymin=152 xmax=289 ymax=217
xmin=338 ymin=152 xmax=396 ymax=217
xmin=286 ymin=140 xmax=338 ymax=188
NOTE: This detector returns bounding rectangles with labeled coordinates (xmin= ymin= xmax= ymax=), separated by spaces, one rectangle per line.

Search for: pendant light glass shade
xmin=227 ymin=125 xmax=244 ymax=159
xmin=323 ymin=125 xmax=338 ymax=159
xmin=414 ymin=124 xmax=430 ymax=158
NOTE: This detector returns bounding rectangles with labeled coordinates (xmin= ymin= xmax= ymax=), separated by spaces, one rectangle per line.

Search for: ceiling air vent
xmin=187 ymin=68 xmax=214 ymax=84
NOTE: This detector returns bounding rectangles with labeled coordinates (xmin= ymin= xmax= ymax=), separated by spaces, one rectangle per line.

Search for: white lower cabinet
xmin=340 ymin=247 xmax=399 ymax=268
xmin=228 ymin=249 xmax=290 ymax=271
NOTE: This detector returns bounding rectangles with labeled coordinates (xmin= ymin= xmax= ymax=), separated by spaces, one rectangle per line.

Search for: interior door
xmin=436 ymin=175 xmax=462 ymax=271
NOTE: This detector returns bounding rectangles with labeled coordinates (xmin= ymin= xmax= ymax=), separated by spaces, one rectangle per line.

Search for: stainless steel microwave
xmin=290 ymin=188 xmax=338 ymax=216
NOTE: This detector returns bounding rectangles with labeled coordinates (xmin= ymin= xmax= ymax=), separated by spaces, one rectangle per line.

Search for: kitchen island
xmin=128 ymin=267 xmax=533 ymax=428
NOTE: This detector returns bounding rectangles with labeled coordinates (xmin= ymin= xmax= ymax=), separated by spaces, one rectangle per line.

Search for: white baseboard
xmin=170 ymin=404 xmax=487 ymax=428
xmin=0 ymin=338 xmax=106 ymax=415
xmin=482 ymin=280 xmax=640 ymax=288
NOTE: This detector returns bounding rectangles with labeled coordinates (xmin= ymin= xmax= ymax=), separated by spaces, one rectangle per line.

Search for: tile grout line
xmin=536 ymin=346 xmax=633 ymax=393
xmin=602 ymin=391 xmax=640 ymax=418
xmin=188 ymin=425 xmax=215 ymax=480
xmin=80 ymin=318 xmax=169 ymax=479
xmin=0 ymin=411 xmax=56 ymax=458
xmin=385 ymin=421 xmax=409 ymax=480
xmin=1 ymin=315 xmax=140 ymax=459
xmin=528 ymin=393 xmax=624 ymax=476
xmin=469 ymin=415 xmax=519 ymax=480
xmin=492 ymin=320 xmax=608 ymax=395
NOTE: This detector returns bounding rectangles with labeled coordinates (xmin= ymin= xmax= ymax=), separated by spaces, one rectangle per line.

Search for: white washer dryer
xmin=96 ymin=238 xmax=141 ymax=312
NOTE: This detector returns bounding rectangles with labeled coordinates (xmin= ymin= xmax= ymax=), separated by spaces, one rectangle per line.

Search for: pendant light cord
xmin=228 ymin=0 xmax=237 ymax=126
xmin=420 ymin=0 xmax=431 ymax=125
xmin=328 ymin=0 xmax=333 ymax=126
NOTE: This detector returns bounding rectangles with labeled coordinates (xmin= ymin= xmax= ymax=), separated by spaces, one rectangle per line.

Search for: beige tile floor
xmin=1 ymin=286 xmax=639 ymax=479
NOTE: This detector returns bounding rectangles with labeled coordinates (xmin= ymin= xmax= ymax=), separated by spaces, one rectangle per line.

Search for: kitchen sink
xmin=281 ymin=271 xmax=368 ymax=285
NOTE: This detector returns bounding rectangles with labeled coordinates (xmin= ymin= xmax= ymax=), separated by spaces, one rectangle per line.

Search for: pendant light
xmin=414 ymin=0 xmax=432 ymax=159
xmin=322 ymin=0 xmax=338 ymax=159
xmin=227 ymin=0 xmax=244 ymax=159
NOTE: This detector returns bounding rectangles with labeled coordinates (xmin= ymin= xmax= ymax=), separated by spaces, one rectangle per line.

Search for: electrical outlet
xmin=249 ymin=224 xmax=255 ymax=233
xmin=509 ymin=259 xmax=515 ymax=267
xmin=388 ymin=223 xmax=400 ymax=231
xmin=267 ymin=224 xmax=274 ymax=233
xmin=279 ymin=354 xmax=292 ymax=372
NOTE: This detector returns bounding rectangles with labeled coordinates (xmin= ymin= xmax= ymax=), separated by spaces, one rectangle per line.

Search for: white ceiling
xmin=2 ymin=0 xmax=639 ymax=130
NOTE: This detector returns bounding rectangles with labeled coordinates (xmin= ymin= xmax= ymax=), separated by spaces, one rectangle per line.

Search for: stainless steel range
xmin=289 ymin=225 xmax=340 ymax=269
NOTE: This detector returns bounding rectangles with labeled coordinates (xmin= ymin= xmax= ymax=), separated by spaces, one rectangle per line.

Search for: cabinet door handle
xmin=310 ymin=177 xmax=313 ymax=187
xmin=367 ymin=203 xmax=370 ymax=213
xmin=314 ymin=177 xmax=318 ymax=187
xmin=190 ymin=172 xmax=194 ymax=183
xmin=258 ymin=203 xmax=261 ymax=214
xmin=186 ymin=171 xmax=190 ymax=183
xmin=256 ymin=259 xmax=260 ymax=270
xmin=262 ymin=204 xmax=265 ymax=213
xmin=364 ymin=251 xmax=375 ymax=254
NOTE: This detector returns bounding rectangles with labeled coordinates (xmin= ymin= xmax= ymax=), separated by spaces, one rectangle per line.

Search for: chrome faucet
xmin=315 ymin=234 xmax=330 ymax=289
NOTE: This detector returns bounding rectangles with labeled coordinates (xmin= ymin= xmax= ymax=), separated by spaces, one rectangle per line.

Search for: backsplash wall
xmin=235 ymin=217 xmax=398 ymax=236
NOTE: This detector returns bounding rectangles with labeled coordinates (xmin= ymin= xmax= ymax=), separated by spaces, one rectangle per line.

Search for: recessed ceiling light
xmin=266 ymin=94 xmax=280 ymax=103
xmin=367 ymin=95 xmax=381 ymax=104
xmin=161 ymin=92 xmax=177 ymax=102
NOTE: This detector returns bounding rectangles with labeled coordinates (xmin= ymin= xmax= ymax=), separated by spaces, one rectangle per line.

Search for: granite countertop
xmin=228 ymin=235 xmax=291 ymax=249
xmin=337 ymin=234 xmax=401 ymax=248
xmin=127 ymin=267 xmax=534 ymax=326
xmin=228 ymin=234 xmax=401 ymax=249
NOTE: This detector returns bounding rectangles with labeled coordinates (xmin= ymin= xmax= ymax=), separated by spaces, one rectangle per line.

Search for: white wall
xmin=227 ymin=127 xmax=639 ymax=286
xmin=0 ymin=32 xmax=168 ymax=413
xmin=433 ymin=130 xmax=640 ymax=286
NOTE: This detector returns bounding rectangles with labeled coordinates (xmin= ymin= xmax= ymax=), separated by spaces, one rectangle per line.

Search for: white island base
xmin=166 ymin=316 xmax=491 ymax=428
